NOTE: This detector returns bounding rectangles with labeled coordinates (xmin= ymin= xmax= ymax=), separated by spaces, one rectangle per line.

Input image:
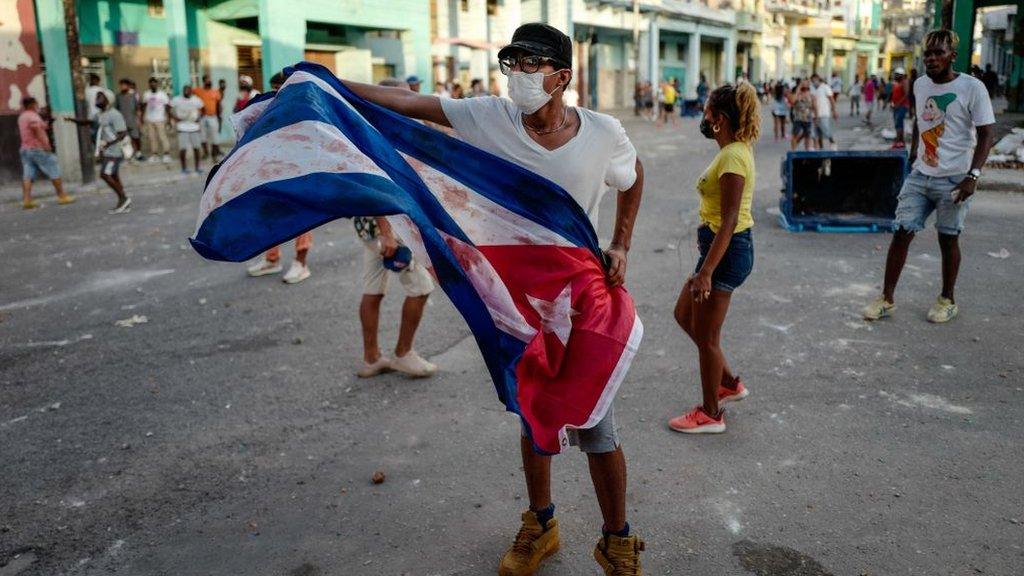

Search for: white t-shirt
xmin=170 ymin=95 xmax=204 ymax=132
xmin=440 ymin=96 xmax=638 ymax=230
xmin=913 ymin=73 xmax=995 ymax=177
xmin=97 ymin=108 xmax=127 ymax=158
xmin=811 ymin=83 xmax=833 ymax=117
xmin=142 ymin=90 xmax=170 ymax=123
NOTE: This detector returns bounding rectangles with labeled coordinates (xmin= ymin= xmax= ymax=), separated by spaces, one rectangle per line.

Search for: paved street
xmin=2 ymin=109 xmax=1022 ymax=576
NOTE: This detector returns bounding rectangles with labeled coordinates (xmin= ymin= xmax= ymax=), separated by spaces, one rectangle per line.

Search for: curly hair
xmin=707 ymin=82 xmax=761 ymax=143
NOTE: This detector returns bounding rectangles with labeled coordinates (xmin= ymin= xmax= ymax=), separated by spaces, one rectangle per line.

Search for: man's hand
xmin=689 ymin=271 xmax=712 ymax=303
xmin=379 ymin=234 xmax=399 ymax=258
xmin=604 ymin=244 xmax=628 ymax=287
xmin=952 ymin=177 xmax=977 ymax=204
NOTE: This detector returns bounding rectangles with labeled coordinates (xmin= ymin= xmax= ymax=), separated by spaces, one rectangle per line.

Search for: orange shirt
xmin=193 ymin=87 xmax=222 ymax=116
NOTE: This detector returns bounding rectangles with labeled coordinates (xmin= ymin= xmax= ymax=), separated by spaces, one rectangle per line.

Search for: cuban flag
xmin=191 ymin=62 xmax=642 ymax=454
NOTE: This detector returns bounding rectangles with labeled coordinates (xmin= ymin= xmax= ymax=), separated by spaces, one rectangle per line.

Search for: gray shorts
xmin=893 ymin=169 xmax=971 ymax=235
xmin=522 ymin=405 xmax=619 ymax=454
xmin=177 ymin=131 xmax=202 ymax=151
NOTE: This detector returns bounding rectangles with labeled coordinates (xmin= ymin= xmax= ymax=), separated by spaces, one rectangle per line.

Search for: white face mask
xmin=507 ymin=70 xmax=563 ymax=115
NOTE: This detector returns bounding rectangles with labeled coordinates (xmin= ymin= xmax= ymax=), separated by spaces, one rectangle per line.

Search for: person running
xmin=171 ymin=85 xmax=205 ymax=174
xmin=115 ymin=78 xmax=144 ymax=161
xmin=890 ymin=67 xmax=910 ymax=149
xmin=862 ymin=29 xmax=995 ymax=324
xmin=245 ymin=72 xmax=313 ymax=285
xmin=18 ymin=97 xmax=75 ymax=209
xmin=67 ymin=91 xmax=131 ymax=213
xmin=193 ymin=74 xmax=223 ymax=161
xmin=141 ymin=77 xmax=172 ymax=163
xmin=668 ymin=82 xmax=758 ymax=434
xmin=849 ymin=75 xmax=862 ymax=116
xmin=863 ymin=74 xmax=877 ymax=124
xmin=790 ymin=79 xmax=815 ymax=150
xmin=341 ymin=22 xmax=646 ymax=575
xmin=771 ymin=82 xmax=789 ymax=140
xmin=352 ymin=215 xmax=437 ymax=378
xmin=810 ymin=73 xmax=838 ymax=150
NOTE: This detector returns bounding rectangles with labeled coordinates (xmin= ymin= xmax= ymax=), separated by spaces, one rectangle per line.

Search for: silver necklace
xmin=523 ymin=108 xmax=569 ymax=135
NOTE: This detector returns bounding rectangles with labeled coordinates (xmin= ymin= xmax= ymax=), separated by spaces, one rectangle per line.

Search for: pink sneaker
xmin=668 ymin=406 xmax=726 ymax=434
xmin=718 ymin=377 xmax=749 ymax=405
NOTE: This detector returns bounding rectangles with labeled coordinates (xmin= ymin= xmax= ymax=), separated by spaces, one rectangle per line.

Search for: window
xmin=677 ymin=43 xmax=686 ymax=61
xmin=659 ymin=41 xmax=666 ymax=59
xmin=461 ymin=0 xmax=469 ymax=11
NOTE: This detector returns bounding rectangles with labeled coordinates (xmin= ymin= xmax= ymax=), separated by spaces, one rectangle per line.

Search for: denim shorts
xmin=815 ymin=117 xmax=833 ymax=140
xmin=793 ymin=121 xmax=812 ymax=138
xmin=695 ymin=225 xmax=754 ymax=292
xmin=522 ymin=405 xmax=619 ymax=454
xmin=20 ymin=148 xmax=61 ymax=181
xmin=893 ymin=169 xmax=971 ymax=235
xmin=893 ymin=107 xmax=908 ymax=133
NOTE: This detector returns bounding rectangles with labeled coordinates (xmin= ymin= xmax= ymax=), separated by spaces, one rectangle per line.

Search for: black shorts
xmin=663 ymin=103 xmax=675 ymax=113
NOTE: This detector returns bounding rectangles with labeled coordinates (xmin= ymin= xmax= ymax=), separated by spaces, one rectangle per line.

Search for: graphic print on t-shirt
xmin=918 ymin=92 xmax=955 ymax=167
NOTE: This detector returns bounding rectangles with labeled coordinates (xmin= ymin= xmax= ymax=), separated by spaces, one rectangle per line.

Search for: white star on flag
xmin=526 ymin=284 xmax=577 ymax=347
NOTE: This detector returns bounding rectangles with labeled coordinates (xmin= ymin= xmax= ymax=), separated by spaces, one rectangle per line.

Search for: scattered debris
xmin=292 ymin=337 xmax=303 ymax=345
xmin=987 ymin=248 xmax=1010 ymax=259
xmin=198 ymin=298 xmax=208 ymax=305
xmin=114 ymin=315 xmax=148 ymax=328
xmin=371 ymin=471 xmax=386 ymax=485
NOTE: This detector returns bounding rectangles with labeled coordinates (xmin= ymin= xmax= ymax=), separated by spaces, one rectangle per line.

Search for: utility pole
xmin=633 ymin=0 xmax=641 ymax=82
xmin=63 ymin=0 xmax=95 ymax=183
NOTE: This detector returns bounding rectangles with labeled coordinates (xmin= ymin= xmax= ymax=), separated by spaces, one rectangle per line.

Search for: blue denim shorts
xmin=893 ymin=107 xmax=908 ymax=133
xmin=893 ymin=169 xmax=971 ymax=235
xmin=695 ymin=226 xmax=754 ymax=292
xmin=20 ymin=148 xmax=61 ymax=181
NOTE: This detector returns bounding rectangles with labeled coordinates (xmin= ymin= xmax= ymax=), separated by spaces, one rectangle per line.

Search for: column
xmin=34 ymin=0 xmax=81 ymax=181
xmin=724 ymin=33 xmax=737 ymax=83
xmin=259 ymin=0 xmax=307 ymax=90
xmin=846 ymin=49 xmax=858 ymax=83
xmin=164 ymin=0 xmax=190 ymax=93
xmin=686 ymin=30 xmax=701 ymax=98
xmin=648 ymin=17 xmax=660 ymax=86
xmin=788 ymin=23 xmax=799 ymax=77
xmin=951 ymin=0 xmax=974 ymax=72
xmin=823 ymin=37 xmax=833 ymax=78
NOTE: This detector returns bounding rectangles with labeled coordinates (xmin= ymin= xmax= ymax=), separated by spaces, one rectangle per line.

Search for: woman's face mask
xmin=507 ymin=70 xmax=564 ymax=115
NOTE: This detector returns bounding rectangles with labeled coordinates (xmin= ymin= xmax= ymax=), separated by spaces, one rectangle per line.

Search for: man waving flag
xmin=191 ymin=62 xmax=641 ymax=456
xmin=194 ymin=23 xmax=646 ymax=572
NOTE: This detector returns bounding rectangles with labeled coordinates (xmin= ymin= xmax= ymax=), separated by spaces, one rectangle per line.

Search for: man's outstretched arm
xmin=343 ymin=81 xmax=450 ymax=128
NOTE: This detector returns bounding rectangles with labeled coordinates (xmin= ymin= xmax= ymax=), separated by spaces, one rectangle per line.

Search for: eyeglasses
xmin=499 ymin=55 xmax=564 ymax=75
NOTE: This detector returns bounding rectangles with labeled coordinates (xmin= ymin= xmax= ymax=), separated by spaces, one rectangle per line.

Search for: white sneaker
xmin=148 ymin=156 xmax=159 ymax=163
xmin=357 ymin=356 xmax=393 ymax=378
xmin=282 ymin=261 xmax=310 ymax=284
xmin=162 ymin=154 xmax=172 ymax=164
xmin=246 ymin=257 xmax=282 ymax=277
xmin=108 ymin=197 xmax=132 ymax=214
xmin=390 ymin=351 xmax=437 ymax=378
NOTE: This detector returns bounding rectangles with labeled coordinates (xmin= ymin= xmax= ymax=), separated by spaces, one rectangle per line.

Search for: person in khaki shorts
xmin=354 ymin=216 xmax=437 ymax=378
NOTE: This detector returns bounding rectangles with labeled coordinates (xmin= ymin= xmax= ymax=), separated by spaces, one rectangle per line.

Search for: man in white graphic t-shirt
xmin=863 ymin=29 xmax=995 ymax=324
xmin=341 ymin=22 xmax=646 ymax=576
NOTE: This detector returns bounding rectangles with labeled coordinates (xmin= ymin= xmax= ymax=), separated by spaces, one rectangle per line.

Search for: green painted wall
xmin=77 ymin=0 xmax=209 ymax=48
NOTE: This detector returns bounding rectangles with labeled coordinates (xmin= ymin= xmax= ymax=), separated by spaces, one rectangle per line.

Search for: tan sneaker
xmin=861 ymin=296 xmax=895 ymax=321
xmin=357 ymin=356 xmax=393 ymax=378
xmin=22 ymin=199 xmax=40 ymax=210
xmin=390 ymin=351 xmax=437 ymax=378
xmin=58 ymin=195 xmax=77 ymax=205
xmin=926 ymin=296 xmax=958 ymax=323
xmin=498 ymin=510 xmax=559 ymax=576
xmin=594 ymin=533 xmax=645 ymax=575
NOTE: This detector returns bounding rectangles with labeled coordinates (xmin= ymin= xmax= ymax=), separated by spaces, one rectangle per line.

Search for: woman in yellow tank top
xmin=668 ymin=82 xmax=759 ymax=434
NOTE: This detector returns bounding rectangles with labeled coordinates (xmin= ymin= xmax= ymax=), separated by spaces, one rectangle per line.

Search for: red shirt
xmin=891 ymin=80 xmax=909 ymax=109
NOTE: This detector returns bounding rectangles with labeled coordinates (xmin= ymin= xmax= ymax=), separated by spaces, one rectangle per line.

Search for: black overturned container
xmin=779 ymin=150 xmax=909 ymax=233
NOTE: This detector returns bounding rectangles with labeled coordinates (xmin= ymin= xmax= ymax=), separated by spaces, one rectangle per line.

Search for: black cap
xmin=498 ymin=23 xmax=572 ymax=69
